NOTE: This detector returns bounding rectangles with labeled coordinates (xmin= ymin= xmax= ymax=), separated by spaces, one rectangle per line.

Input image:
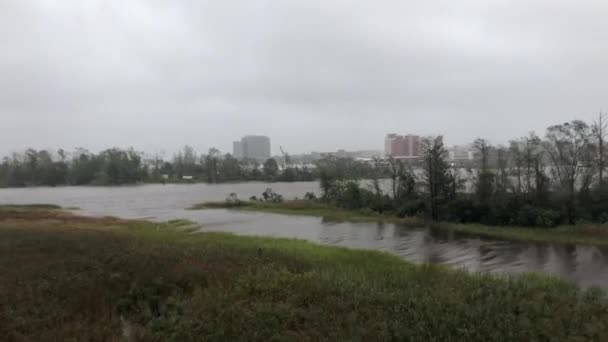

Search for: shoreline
xmin=190 ymin=200 xmax=608 ymax=247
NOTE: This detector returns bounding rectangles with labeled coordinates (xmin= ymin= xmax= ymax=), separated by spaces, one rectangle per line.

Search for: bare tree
xmin=495 ymin=146 xmax=510 ymax=195
xmin=519 ymin=133 xmax=546 ymax=197
xmin=509 ymin=140 xmax=524 ymax=194
xmin=473 ymin=138 xmax=494 ymax=202
xmin=473 ymin=138 xmax=491 ymax=170
xmin=543 ymin=120 xmax=594 ymax=223
xmin=592 ymin=112 xmax=607 ymax=184
xmin=388 ymin=156 xmax=417 ymax=201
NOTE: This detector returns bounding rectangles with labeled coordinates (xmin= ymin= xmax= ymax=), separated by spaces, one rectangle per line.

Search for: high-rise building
xmin=233 ymin=141 xmax=243 ymax=159
xmin=233 ymin=135 xmax=271 ymax=161
xmin=384 ymin=134 xmax=420 ymax=159
xmin=385 ymin=134 xmax=398 ymax=156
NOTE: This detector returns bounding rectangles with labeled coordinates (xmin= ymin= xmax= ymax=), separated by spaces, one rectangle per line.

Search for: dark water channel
xmin=1 ymin=182 xmax=608 ymax=288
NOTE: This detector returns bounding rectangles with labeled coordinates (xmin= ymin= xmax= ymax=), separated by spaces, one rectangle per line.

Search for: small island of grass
xmin=191 ymin=198 xmax=608 ymax=247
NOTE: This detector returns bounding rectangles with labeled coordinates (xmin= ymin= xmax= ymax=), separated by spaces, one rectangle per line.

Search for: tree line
xmin=0 ymin=146 xmax=321 ymax=187
xmin=317 ymin=115 xmax=608 ymax=227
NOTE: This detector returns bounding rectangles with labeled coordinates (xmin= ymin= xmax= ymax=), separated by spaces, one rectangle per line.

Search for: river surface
xmin=1 ymin=182 xmax=608 ymax=288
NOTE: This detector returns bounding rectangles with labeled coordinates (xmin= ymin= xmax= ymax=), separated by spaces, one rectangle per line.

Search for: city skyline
xmin=0 ymin=131 xmax=482 ymax=161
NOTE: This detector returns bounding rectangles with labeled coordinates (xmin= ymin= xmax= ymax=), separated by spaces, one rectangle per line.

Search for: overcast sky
xmin=1 ymin=0 xmax=607 ymax=157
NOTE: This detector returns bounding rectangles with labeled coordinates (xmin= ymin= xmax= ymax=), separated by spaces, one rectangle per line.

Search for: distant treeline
xmin=0 ymin=146 xmax=380 ymax=187
xmin=315 ymin=116 xmax=608 ymax=227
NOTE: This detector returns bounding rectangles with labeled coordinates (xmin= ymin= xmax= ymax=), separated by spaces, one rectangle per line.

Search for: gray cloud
xmin=1 ymin=0 xmax=608 ymax=156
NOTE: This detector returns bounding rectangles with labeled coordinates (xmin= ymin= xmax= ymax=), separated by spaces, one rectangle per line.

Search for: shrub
xmin=336 ymin=181 xmax=363 ymax=210
xmin=444 ymin=197 xmax=481 ymax=223
xmin=598 ymin=212 xmax=608 ymax=224
xmin=515 ymin=205 xmax=560 ymax=228
xmin=226 ymin=193 xmax=240 ymax=203
xmin=304 ymin=192 xmax=317 ymax=201
xmin=534 ymin=209 xmax=561 ymax=228
xmin=262 ymin=188 xmax=283 ymax=203
xmin=396 ymin=199 xmax=426 ymax=218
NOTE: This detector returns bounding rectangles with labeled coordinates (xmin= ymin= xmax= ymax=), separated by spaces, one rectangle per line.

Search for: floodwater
xmin=1 ymin=182 xmax=608 ymax=288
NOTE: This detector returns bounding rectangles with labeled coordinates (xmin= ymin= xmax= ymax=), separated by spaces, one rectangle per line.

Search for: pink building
xmin=385 ymin=134 xmax=420 ymax=159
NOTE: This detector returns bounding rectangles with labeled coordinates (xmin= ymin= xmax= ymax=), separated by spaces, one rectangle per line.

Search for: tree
xmin=205 ymin=148 xmax=220 ymax=183
xmin=316 ymin=155 xmax=344 ymax=200
xmin=421 ymin=136 xmax=452 ymax=220
xmin=473 ymin=138 xmax=495 ymax=202
xmin=182 ymin=146 xmax=197 ymax=175
xmin=509 ymin=140 xmax=524 ymax=194
xmin=592 ymin=112 xmax=607 ymax=184
xmin=219 ymin=154 xmax=242 ymax=181
xmin=96 ymin=148 xmax=143 ymax=185
xmin=280 ymin=167 xmax=297 ymax=182
xmin=495 ymin=146 xmax=510 ymax=195
xmin=70 ymin=148 xmax=97 ymax=185
xmin=263 ymin=158 xmax=279 ymax=180
xmin=543 ymin=120 xmax=594 ymax=223
xmin=388 ymin=157 xmax=417 ymax=201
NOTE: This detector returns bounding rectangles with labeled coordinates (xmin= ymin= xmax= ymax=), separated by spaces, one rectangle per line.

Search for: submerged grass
xmin=190 ymin=200 xmax=425 ymax=225
xmin=440 ymin=222 xmax=608 ymax=246
xmin=0 ymin=203 xmax=62 ymax=210
xmin=192 ymin=200 xmax=608 ymax=247
xmin=2 ymin=207 xmax=608 ymax=341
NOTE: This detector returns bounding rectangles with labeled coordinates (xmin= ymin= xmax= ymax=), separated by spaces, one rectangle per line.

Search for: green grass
xmin=2 ymin=208 xmax=608 ymax=341
xmin=440 ymin=222 xmax=608 ymax=246
xmin=192 ymin=200 xmax=608 ymax=247
xmin=190 ymin=200 xmax=425 ymax=225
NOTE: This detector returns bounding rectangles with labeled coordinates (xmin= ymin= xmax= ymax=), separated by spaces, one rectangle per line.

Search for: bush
xmin=515 ymin=205 xmax=560 ymax=228
xmin=445 ymin=197 xmax=482 ymax=223
xmin=598 ymin=212 xmax=608 ymax=224
xmin=396 ymin=199 xmax=426 ymax=218
xmin=515 ymin=205 xmax=538 ymax=227
xmin=304 ymin=192 xmax=317 ymax=201
xmin=226 ymin=193 xmax=240 ymax=203
xmin=262 ymin=188 xmax=283 ymax=203
xmin=534 ymin=208 xmax=561 ymax=228
xmin=335 ymin=181 xmax=363 ymax=210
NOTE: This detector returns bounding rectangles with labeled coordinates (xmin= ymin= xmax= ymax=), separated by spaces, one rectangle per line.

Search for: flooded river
xmin=1 ymin=182 xmax=608 ymax=288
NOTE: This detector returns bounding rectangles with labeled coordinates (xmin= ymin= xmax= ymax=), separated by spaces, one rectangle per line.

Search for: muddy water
xmin=1 ymin=182 xmax=608 ymax=288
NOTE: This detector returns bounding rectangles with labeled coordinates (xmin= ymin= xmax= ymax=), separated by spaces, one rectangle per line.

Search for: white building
xmin=448 ymin=145 xmax=474 ymax=161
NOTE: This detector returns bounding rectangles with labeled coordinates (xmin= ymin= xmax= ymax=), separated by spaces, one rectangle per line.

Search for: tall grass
xmin=191 ymin=200 xmax=608 ymax=246
xmin=0 ymin=203 xmax=62 ymax=210
xmin=1 ymin=208 xmax=607 ymax=341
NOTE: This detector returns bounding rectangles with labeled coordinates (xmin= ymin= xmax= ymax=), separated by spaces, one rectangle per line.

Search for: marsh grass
xmin=0 ymin=203 xmax=62 ymax=210
xmin=192 ymin=200 xmax=608 ymax=246
xmin=1 ymin=208 xmax=608 ymax=341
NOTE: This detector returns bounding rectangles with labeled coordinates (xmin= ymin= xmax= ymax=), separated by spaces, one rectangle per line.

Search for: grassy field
xmin=192 ymin=200 xmax=608 ymax=246
xmin=2 ymin=205 xmax=608 ymax=341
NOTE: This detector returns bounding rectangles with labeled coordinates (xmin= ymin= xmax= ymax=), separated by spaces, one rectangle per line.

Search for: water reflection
xmin=1 ymin=183 xmax=608 ymax=288
xmin=314 ymin=220 xmax=608 ymax=287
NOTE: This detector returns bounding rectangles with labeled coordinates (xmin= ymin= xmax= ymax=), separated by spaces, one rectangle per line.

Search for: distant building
xmin=233 ymin=135 xmax=271 ymax=161
xmin=307 ymin=149 xmax=383 ymax=160
xmin=385 ymin=134 xmax=421 ymax=159
xmin=385 ymin=134 xmax=398 ymax=156
xmin=233 ymin=141 xmax=243 ymax=159
xmin=448 ymin=145 xmax=474 ymax=161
